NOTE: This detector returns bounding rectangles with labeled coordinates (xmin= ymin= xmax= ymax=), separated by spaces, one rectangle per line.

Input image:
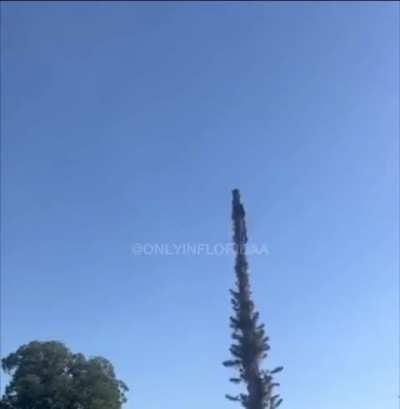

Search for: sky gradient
xmin=1 ymin=2 xmax=399 ymax=409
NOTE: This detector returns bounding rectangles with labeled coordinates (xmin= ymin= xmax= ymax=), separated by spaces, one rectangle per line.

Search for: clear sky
xmin=1 ymin=2 xmax=398 ymax=409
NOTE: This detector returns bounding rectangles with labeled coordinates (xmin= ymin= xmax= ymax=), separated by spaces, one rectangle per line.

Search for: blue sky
xmin=1 ymin=2 xmax=398 ymax=409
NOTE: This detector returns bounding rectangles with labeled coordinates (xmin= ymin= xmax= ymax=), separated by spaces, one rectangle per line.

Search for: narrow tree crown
xmin=223 ymin=189 xmax=283 ymax=409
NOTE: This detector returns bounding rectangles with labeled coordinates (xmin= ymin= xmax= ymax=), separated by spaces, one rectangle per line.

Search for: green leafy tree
xmin=223 ymin=189 xmax=283 ymax=409
xmin=1 ymin=341 xmax=128 ymax=409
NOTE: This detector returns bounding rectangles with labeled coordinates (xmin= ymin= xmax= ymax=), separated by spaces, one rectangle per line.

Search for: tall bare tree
xmin=223 ymin=189 xmax=283 ymax=409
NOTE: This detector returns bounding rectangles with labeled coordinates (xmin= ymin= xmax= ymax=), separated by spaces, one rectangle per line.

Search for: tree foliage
xmin=223 ymin=189 xmax=282 ymax=409
xmin=1 ymin=340 xmax=128 ymax=409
